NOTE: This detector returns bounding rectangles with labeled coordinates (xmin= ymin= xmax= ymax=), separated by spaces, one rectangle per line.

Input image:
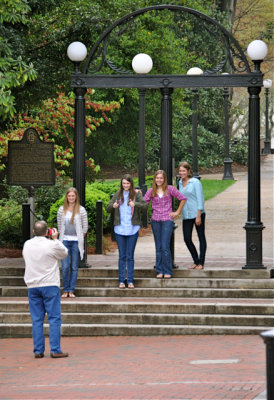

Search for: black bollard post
xmin=96 ymin=201 xmax=103 ymax=254
xmin=260 ymin=329 xmax=274 ymax=400
xmin=22 ymin=203 xmax=31 ymax=243
xmin=141 ymin=184 xmax=148 ymax=228
xmin=110 ymin=194 xmax=116 ymax=242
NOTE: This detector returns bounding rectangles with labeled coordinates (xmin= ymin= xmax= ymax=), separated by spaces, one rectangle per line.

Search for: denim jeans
xmin=115 ymin=232 xmax=139 ymax=284
xmin=151 ymin=220 xmax=174 ymax=275
xmin=61 ymin=240 xmax=79 ymax=292
xmin=28 ymin=286 xmax=62 ymax=354
xmin=182 ymin=213 xmax=207 ymax=266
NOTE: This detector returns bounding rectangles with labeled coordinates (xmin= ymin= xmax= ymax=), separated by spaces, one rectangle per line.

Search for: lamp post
xmin=132 ymin=54 xmax=153 ymax=191
xmin=187 ymin=67 xmax=203 ymax=179
xmin=67 ymin=41 xmax=88 ymax=205
xmin=262 ymin=79 xmax=272 ymax=155
xmin=222 ymin=73 xmax=234 ymax=180
xmin=132 ymin=53 xmax=153 ymax=227
xmin=67 ymin=41 xmax=89 ymax=267
xmin=243 ymin=40 xmax=268 ymax=269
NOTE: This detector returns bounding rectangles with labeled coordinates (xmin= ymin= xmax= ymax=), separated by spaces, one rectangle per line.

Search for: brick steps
xmin=1 ymin=286 xmax=273 ymax=298
xmin=1 ymin=276 xmax=273 ymax=289
xmin=1 ymin=311 xmax=274 ymax=326
xmin=0 ymin=323 xmax=269 ymax=337
xmin=0 ymin=265 xmax=273 ymax=336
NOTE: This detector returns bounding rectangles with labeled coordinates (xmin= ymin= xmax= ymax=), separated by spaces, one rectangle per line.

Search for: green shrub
xmin=49 ymin=185 xmax=111 ymax=246
xmin=0 ymin=200 xmax=23 ymax=247
xmin=35 ymin=182 xmax=65 ymax=221
xmin=230 ymin=138 xmax=248 ymax=165
xmin=90 ymin=181 xmax=120 ymax=197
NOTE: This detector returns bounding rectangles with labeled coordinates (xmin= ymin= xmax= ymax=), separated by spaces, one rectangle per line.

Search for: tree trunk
xmin=220 ymin=0 xmax=237 ymax=28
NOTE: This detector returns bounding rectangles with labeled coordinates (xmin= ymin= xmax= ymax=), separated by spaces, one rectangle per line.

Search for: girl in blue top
xmin=178 ymin=161 xmax=207 ymax=270
xmin=106 ymin=174 xmax=147 ymax=289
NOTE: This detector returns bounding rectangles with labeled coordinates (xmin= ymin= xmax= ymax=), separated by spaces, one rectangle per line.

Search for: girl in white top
xmin=57 ymin=187 xmax=88 ymax=298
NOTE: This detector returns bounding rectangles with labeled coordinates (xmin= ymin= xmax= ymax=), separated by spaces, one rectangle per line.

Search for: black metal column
xmin=243 ymin=86 xmax=265 ymax=269
xmin=222 ymin=87 xmax=234 ymax=180
xmin=160 ymin=87 xmax=173 ymax=184
xmin=191 ymin=89 xmax=200 ymax=179
xmin=138 ymin=89 xmax=146 ymax=188
xmin=138 ymin=89 xmax=148 ymax=227
xmin=96 ymin=201 xmax=103 ymax=254
xmin=262 ymin=88 xmax=271 ymax=154
xmin=73 ymin=87 xmax=87 ymax=207
xmin=73 ymin=86 xmax=89 ymax=267
xmin=160 ymin=87 xmax=178 ymax=267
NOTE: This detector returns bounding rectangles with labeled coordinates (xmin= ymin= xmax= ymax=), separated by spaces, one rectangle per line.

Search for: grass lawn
xmin=201 ymin=179 xmax=235 ymax=201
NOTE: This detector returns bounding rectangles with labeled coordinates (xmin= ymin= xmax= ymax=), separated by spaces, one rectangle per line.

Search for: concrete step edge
xmin=0 ymin=323 xmax=269 ymax=337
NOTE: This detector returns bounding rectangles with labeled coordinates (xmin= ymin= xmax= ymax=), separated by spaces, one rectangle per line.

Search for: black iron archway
xmin=69 ymin=4 xmax=266 ymax=269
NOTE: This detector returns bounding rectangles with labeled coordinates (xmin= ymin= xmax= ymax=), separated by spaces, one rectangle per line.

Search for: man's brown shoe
xmin=34 ymin=353 xmax=44 ymax=359
xmin=50 ymin=352 xmax=69 ymax=358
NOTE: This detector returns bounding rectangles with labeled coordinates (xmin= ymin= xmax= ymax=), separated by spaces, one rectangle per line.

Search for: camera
xmin=46 ymin=228 xmax=54 ymax=237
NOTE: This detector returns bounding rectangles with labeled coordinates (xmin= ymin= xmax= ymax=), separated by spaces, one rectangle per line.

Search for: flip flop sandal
xmin=128 ymin=283 xmax=135 ymax=289
xmin=119 ymin=283 xmax=126 ymax=289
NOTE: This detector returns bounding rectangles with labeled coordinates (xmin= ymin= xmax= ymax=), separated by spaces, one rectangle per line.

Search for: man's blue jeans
xmin=28 ymin=286 xmax=62 ymax=354
xmin=61 ymin=240 xmax=79 ymax=292
xmin=151 ymin=220 xmax=174 ymax=276
xmin=115 ymin=232 xmax=139 ymax=284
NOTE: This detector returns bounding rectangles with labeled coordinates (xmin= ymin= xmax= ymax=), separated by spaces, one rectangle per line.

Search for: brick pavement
xmin=0 ymin=335 xmax=267 ymax=400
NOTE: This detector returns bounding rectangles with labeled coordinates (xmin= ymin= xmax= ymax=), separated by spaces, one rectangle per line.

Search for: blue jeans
xmin=61 ymin=240 xmax=79 ymax=292
xmin=115 ymin=232 xmax=139 ymax=284
xmin=151 ymin=220 xmax=174 ymax=276
xmin=28 ymin=286 xmax=62 ymax=354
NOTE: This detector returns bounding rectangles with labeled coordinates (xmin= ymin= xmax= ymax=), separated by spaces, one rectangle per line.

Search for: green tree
xmin=0 ymin=0 xmax=37 ymax=121
xmin=0 ymin=89 xmax=121 ymax=177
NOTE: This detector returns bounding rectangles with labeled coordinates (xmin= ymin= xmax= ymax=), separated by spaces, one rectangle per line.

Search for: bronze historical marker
xmin=7 ymin=127 xmax=55 ymax=187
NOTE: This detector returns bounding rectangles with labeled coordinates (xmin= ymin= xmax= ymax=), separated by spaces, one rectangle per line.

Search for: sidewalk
xmin=0 ymin=155 xmax=273 ymax=400
xmin=0 ymin=335 xmax=268 ymax=400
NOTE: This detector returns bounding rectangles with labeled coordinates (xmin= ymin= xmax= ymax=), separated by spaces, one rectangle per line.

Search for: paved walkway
xmin=0 ymin=335 xmax=268 ymax=400
xmin=0 ymin=154 xmax=273 ymax=400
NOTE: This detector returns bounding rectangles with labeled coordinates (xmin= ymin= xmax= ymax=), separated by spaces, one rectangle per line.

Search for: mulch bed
xmin=0 ymin=248 xmax=23 ymax=258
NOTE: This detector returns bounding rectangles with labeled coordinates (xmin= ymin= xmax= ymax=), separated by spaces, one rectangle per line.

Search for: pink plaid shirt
xmin=144 ymin=186 xmax=186 ymax=221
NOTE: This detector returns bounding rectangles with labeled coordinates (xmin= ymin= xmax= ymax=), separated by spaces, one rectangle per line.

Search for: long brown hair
xmin=63 ymin=187 xmax=80 ymax=224
xmin=118 ymin=174 xmax=135 ymax=204
xmin=151 ymin=170 xmax=168 ymax=198
xmin=178 ymin=161 xmax=193 ymax=178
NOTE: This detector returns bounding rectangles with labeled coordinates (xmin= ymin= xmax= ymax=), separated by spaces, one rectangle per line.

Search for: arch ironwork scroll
xmin=83 ymin=4 xmax=251 ymax=76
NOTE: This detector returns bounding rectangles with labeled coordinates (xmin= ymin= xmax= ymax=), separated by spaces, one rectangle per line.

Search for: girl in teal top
xmin=178 ymin=161 xmax=207 ymax=270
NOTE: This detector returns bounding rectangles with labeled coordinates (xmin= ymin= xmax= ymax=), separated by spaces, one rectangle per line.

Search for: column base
xmin=262 ymin=140 xmax=271 ymax=155
xmin=222 ymin=159 xmax=234 ymax=180
xmin=243 ymin=222 xmax=266 ymax=269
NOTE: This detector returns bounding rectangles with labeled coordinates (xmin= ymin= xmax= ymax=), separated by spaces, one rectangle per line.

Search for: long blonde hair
xmin=63 ymin=187 xmax=80 ymax=224
xmin=151 ymin=170 xmax=168 ymax=198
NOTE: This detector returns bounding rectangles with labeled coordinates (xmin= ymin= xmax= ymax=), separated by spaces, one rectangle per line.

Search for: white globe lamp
xmin=67 ymin=42 xmax=87 ymax=62
xmin=187 ymin=67 xmax=203 ymax=75
xmin=132 ymin=53 xmax=153 ymax=74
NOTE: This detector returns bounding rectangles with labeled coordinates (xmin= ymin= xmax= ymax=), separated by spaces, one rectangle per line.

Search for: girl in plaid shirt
xmin=144 ymin=170 xmax=186 ymax=278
